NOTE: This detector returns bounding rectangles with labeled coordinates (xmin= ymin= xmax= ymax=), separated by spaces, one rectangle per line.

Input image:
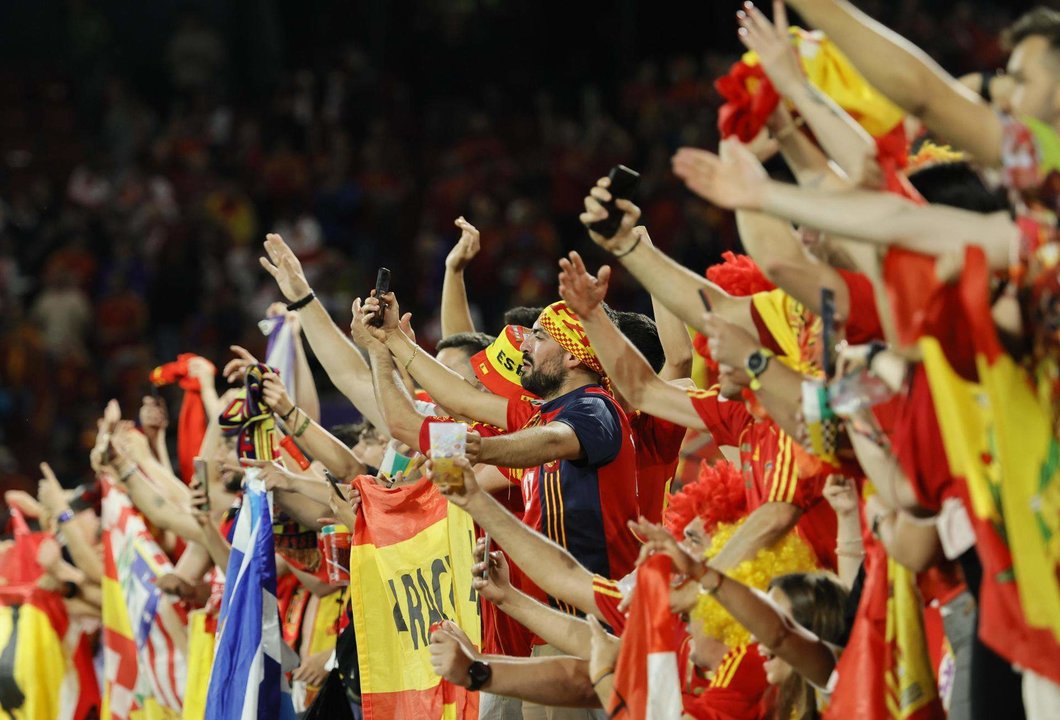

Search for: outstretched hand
xmin=260 ymin=233 xmax=312 ymax=302
xmin=737 ymin=1 xmax=802 ymax=95
xmin=446 ymin=217 xmax=482 ymax=273
xmin=558 ymin=251 xmax=611 ymax=318
xmin=579 ymin=176 xmax=645 ymax=255
xmin=223 ymin=345 xmax=259 ymax=384
xmin=628 ymin=517 xmax=706 ymax=580
xmin=672 ymin=140 xmax=769 ymax=211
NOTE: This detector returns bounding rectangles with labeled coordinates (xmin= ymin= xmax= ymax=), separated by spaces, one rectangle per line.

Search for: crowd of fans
xmin=3 ymin=0 xmax=1060 ymax=718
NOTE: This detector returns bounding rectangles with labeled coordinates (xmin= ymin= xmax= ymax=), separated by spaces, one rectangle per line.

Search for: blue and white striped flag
xmin=205 ymin=472 xmax=297 ymax=720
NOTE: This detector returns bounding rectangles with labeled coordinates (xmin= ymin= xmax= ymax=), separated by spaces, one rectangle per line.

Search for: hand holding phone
xmin=324 ymin=469 xmax=348 ymax=502
xmin=588 ymin=165 xmax=641 ymax=239
xmin=369 ymin=267 xmax=392 ymax=328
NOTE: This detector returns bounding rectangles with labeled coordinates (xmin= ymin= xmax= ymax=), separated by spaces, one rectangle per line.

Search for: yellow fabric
xmin=750 ymin=289 xmax=821 ymax=375
xmin=886 ymin=557 xmax=943 ymax=718
xmin=349 ymin=503 xmax=481 ymax=696
xmin=0 ymin=604 xmax=66 ymax=720
xmin=921 ymin=335 xmax=1060 ymax=640
xmin=537 ymin=301 xmax=606 ymax=378
xmin=742 ymin=28 xmax=905 ymax=138
xmin=101 ymin=572 xmax=136 ymax=720
xmin=181 ymin=610 xmax=215 ymax=720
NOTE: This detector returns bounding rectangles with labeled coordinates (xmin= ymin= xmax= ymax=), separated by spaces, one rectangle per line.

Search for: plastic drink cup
xmin=320 ymin=524 xmax=351 ymax=585
xmin=429 ymin=422 xmax=467 ymax=491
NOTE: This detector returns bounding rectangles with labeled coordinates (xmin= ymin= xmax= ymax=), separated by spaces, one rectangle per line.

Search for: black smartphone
xmin=369 ymin=267 xmax=392 ymax=327
xmin=588 ymin=165 xmax=641 ymax=239
xmin=193 ymin=458 xmax=210 ymax=512
xmin=820 ymin=287 xmax=837 ymax=379
xmin=481 ymin=534 xmax=492 ymax=580
xmin=324 ymin=469 xmax=347 ymax=501
xmin=698 ymin=288 xmax=712 ymax=313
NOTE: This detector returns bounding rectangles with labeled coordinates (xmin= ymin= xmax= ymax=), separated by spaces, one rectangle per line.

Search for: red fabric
xmin=835 ymin=269 xmax=883 ymax=343
xmin=592 ymin=574 xmax=629 ymax=635
xmin=715 ymin=61 xmax=781 ymax=143
xmin=824 ymin=543 xmax=895 ymax=720
xmin=686 ymin=387 xmax=835 ymax=568
xmin=683 ymin=644 xmax=769 ymax=720
xmin=351 ymin=476 xmax=449 ymax=549
xmin=608 ymin=555 xmax=683 ymax=718
xmin=889 ymin=365 xmax=956 ymax=512
xmin=882 ymin=249 xmax=943 ymax=348
xmin=629 ymin=412 xmax=687 ymax=524
xmin=0 ymin=508 xmax=47 ymax=603
xmin=150 ymin=353 xmax=212 ymax=484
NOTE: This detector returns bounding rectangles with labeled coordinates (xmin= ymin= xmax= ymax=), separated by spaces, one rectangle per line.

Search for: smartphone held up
xmin=589 ymin=165 xmax=640 ymax=239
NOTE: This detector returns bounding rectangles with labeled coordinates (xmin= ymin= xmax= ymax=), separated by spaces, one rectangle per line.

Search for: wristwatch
xmin=745 ymin=349 xmax=774 ymax=391
xmin=467 ymin=659 xmax=492 ymax=692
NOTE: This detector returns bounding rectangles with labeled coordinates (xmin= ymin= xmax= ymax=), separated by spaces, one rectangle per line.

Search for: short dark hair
xmin=329 ymin=420 xmax=381 ymax=447
xmin=616 ymin=311 xmax=665 ymax=373
xmin=436 ymin=331 xmax=495 ymax=357
xmin=1003 ymin=7 xmax=1060 ymax=51
xmin=906 ymin=161 xmax=1011 ymax=215
xmin=502 ymin=306 xmax=544 ymax=328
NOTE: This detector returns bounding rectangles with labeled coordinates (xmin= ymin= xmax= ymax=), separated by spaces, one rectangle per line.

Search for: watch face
xmin=468 ymin=660 xmax=491 ymax=689
xmin=747 ymin=351 xmax=767 ymax=375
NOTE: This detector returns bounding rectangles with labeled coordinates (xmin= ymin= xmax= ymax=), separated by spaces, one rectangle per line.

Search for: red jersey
xmin=592 ymin=574 xmax=628 ymax=634
xmin=507 ymin=385 xmax=641 ymax=609
xmin=629 ymin=411 xmax=687 ymax=524
xmin=685 ymin=387 xmax=836 ymax=569
xmin=683 ymin=643 xmax=769 ymax=720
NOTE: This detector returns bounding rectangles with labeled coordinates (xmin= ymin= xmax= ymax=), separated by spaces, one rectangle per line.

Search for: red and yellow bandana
xmin=537 ymin=301 xmax=607 ymax=380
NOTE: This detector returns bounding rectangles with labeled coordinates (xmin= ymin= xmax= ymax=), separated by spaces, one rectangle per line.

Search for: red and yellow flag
xmin=349 ymin=477 xmax=480 ymax=720
xmin=919 ymin=247 xmax=1060 ymax=682
xmin=826 ymin=542 xmax=944 ymax=720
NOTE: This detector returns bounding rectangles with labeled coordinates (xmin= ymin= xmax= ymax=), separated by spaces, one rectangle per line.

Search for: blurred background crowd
xmin=0 ymin=0 xmax=1029 ymax=489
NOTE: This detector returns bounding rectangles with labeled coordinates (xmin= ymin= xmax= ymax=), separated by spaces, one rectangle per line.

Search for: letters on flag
xmin=101 ymin=481 xmax=188 ymax=720
xmin=204 ymin=470 xmax=296 ymax=720
xmin=348 ymin=476 xmax=480 ymax=720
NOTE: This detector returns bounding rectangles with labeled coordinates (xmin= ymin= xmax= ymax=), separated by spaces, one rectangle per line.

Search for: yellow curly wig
xmin=690 ymin=521 xmax=819 ymax=647
xmin=905 ymin=141 xmax=967 ymax=175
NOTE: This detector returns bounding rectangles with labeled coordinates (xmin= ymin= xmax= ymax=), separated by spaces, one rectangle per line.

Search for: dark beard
xmin=520 ymin=365 xmax=565 ymax=398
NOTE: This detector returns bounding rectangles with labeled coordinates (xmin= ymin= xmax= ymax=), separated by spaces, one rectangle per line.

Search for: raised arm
xmin=440 ymin=217 xmax=481 ymax=337
xmin=435 ymin=458 xmax=605 ymax=620
xmin=557 ymin=252 xmax=707 ymax=431
xmin=740 ymin=1 xmax=881 ymax=186
xmin=638 ymin=521 xmax=836 ymax=687
xmin=673 ymin=141 xmax=1017 ymax=270
xmin=260 ymin=372 xmax=367 ymax=480
xmin=784 ymin=0 xmax=1002 ymax=165
xmin=473 ymin=542 xmax=594 ymax=658
xmin=651 ymin=296 xmax=694 ymax=382
xmin=577 ymin=190 xmax=755 ymax=334
xmin=362 ymin=292 xmax=509 ymax=429
xmin=289 ymin=315 xmax=321 ymax=422
xmin=259 ymin=233 xmax=389 ymax=434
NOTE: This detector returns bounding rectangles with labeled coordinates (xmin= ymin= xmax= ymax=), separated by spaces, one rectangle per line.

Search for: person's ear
xmin=563 ymin=352 xmax=580 ymax=371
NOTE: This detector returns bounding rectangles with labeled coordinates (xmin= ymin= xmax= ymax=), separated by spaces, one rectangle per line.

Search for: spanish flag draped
xmin=826 ymin=542 xmax=944 ymax=720
xmin=348 ymin=476 xmax=480 ymax=720
xmin=919 ymin=247 xmax=1060 ymax=682
xmin=0 ymin=509 xmax=99 ymax=720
